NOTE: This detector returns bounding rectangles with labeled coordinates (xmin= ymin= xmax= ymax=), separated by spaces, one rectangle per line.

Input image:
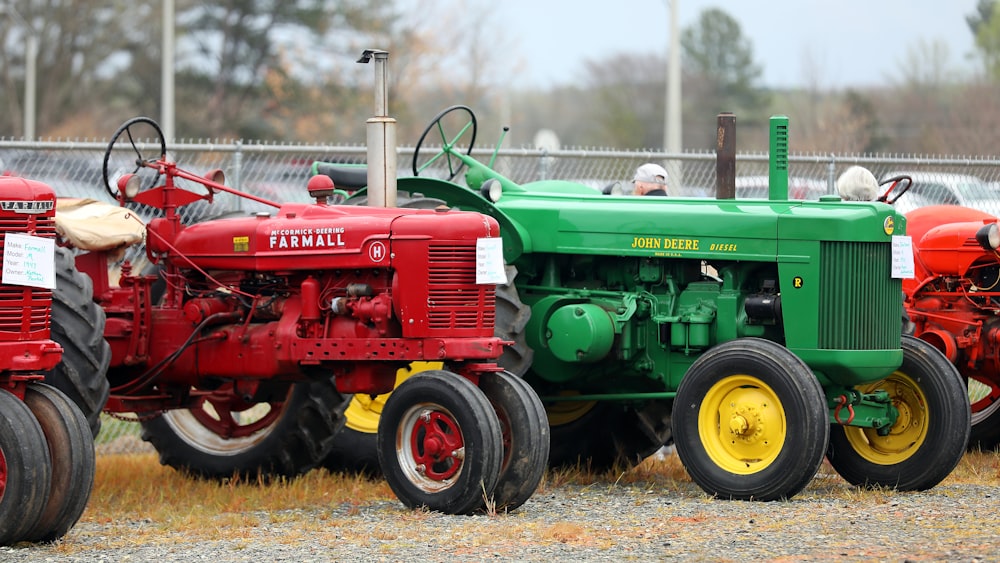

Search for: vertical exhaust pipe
xmin=769 ymin=115 xmax=789 ymax=201
xmin=715 ymin=112 xmax=735 ymax=199
xmin=358 ymin=49 xmax=397 ymax=208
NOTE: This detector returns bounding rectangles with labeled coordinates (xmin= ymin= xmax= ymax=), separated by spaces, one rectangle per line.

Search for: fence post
xmin=826 ymin=154 xmax=836 ymax=195
xmin=233 ymin=140 xmax=244 ymax=211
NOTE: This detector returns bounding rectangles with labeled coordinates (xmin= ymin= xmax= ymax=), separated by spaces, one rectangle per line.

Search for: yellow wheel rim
xmin=699 ymin=375 xmax=786 ymax=474
xmin=842 ymin=371 xmax=928 ymax=465
xmin=343 ymin=362 xmax=441 ymax=433
xmin=545 ymin=397 xmax=598 ymax=427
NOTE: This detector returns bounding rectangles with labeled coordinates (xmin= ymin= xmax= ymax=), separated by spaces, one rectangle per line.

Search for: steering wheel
xmin=412 ymin=105 xmax=477 ymax=180
xmin=102 ymin=116 xmax=167 ymax=199
xmin=877 ymin=174 xmax=913 ymax=205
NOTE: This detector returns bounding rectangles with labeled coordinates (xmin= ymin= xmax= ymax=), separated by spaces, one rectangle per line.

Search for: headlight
xmin=118 ymin=174 xmax=142 ymax=200
xmin=975 ymin=222 xmax=1000 ymax=250
xmin=480 ymin=178 xmax=502 ymax=202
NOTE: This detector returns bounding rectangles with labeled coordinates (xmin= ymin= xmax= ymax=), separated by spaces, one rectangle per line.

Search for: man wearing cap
xmin=633 ymin=163 xmax=669 ymax=196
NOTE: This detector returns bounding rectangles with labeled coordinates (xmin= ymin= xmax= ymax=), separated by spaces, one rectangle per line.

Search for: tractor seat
xmin=55 ymin=198 xmax=146 ymax=255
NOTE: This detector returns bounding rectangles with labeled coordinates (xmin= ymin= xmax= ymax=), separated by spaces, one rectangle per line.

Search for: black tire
xmin=45 ymin=246 xmax=111 ymax=438
xmin=827 ymin=335 xmax=970 ymax=491
xmin=478 ymin=371 xmax=549 ymax=512
xmin=545 ymin=400 xmax=662 ymax=470
xmin=322 ymin=363 xmax=437 ymax=476
xmin=0 ymin=389 xmax=51 ymax=546
xmin=141 ymin=379 xmax=349 ymax=480
xmin=322 ymin=253 xmax=528 ymax=477
xmin=495 ymin=267 xmax=533 ymax=377
xmin=21 ymin=383 xmax=96 ymax=543
xmin=967 ymin=374 xmax=1000 ymax=451
xmin=673 ymin=338 xmax=829 ymax=501
xmin=377 ymin=370 xmax=503 ymax=515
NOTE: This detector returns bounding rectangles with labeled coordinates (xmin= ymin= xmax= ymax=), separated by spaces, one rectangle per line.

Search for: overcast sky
xmin=476 ymin=0 xmax=981 ymax=89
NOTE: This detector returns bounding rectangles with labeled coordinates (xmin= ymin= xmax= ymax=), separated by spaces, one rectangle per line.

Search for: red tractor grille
xmin=427 ymin=243 xmax=496 ymax=330
xmin=0 ymin=216 xmax=56 ymax=340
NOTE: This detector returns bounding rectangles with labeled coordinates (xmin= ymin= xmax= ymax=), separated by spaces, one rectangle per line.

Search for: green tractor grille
xmin=818 ymin=241 xmax=902 ymax=350
xmin=427 ymin=242 xmax=496 ymax=331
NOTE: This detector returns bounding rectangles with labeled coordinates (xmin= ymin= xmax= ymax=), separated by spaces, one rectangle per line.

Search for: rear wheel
xmin=478 ymin=371 xmax=549 ymax=512
xmin=827 ymin=335 xmax=970 ymax=490
xmin=545 ymin=400 xmax=663 ymax=470
xmin=673 ymin=338 xmax=829 ymax=501
xmin=46 ymin=246 xmax=111 ymax=438
xmin=377 ymin=371 xmax=503 ymax=515
xmin=0 ymin=389 xmax=51 ymax=546
xmin=141 ymin=379 xmax=349 ymax=480
xmin=966 ymin=375 xmax=1000 ymax=451
xmin=22 ymin=383 xmax=96 ymax=543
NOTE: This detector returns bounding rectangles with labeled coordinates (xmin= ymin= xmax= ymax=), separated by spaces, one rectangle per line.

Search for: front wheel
xmin=377 ymin=371 xmax=503 ymax=515
xmin=826 ymin=335 xmax=970 ymax=491
xmin=0 ymin=389 xmax=51 ymax=546
xmin=141 ymin=379 xmax=349 ymax=480
xmin=478 ymin=371 xmax=549 ymax=512
xmin=22 ymin=383 xmax=96 ymax=543
xmin=673 ymin=338 xmax=829 ymax=501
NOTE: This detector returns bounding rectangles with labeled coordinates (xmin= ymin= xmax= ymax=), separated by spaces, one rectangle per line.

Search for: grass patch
xmin=38 ymin=448 xmax=997 ymax=556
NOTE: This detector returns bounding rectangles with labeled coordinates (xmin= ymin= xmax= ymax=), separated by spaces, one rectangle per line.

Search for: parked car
xmin=882 ymin=171 xmax=1000 ymax=216
xmin=735 ymin=176 xmax=829 ymax=200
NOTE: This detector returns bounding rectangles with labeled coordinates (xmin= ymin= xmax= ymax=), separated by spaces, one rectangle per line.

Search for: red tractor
xmin=48 ymin=110 xmax=550 ymax=515
xmin=901 ymin=200 xmax=1000 ymax=450
xmin=0 ymin=176 xmax=98 ymax=545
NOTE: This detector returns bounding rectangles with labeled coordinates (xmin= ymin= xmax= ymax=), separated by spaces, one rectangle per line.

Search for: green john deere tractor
xmin=317 ymin=106 xmax=970 ymax=501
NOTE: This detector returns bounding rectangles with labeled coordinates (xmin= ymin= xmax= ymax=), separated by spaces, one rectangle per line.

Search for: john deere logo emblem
xmin=883 ymin=216 xmax=895 ymax=235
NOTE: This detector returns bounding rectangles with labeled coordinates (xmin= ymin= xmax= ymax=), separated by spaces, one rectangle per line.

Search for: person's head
xmin=633 ymin=163 xmax=669 ymax=196
xmin=836 ymin=165 xmax=879 ymax=201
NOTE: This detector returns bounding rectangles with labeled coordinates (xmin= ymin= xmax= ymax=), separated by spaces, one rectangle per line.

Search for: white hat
xmin=634 ymin=163 xmax=668 ymax=184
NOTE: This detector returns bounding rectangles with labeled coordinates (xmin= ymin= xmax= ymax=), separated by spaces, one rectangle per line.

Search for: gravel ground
xmin=2 ymin=464 xmax=998 ymax=562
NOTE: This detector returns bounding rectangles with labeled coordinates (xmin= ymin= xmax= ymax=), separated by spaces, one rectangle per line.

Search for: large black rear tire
xmin=141 ymin=379 xmax=349 ymax=480
xmin=46 ymin=246 xmax=111 ymax=438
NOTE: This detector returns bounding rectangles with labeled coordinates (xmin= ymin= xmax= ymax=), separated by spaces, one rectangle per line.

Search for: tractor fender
xmin=351 ymin=177 xmax=531 ymax=264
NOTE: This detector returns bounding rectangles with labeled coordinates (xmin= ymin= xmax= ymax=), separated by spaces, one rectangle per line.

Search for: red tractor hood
xmin=906 ymin=205 xmax=999 ymax=284
xmin=167 ymin=202 xmax=498 ymax=271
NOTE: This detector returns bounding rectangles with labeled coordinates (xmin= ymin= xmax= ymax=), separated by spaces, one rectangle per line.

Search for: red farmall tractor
xmin=85 ymin=119 xmax=548 ymax=514
xmin=900 ymin=199 xmax=1000 ymax=450
xmin=50 ymin=52 xmax=547 ymax=515
xmin=0 ymin=177 xmax=98 ymax=545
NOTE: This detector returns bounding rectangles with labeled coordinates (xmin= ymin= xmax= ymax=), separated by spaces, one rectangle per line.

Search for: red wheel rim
xmin=188 ymin=384 xmax=284 ymax=439
xmin=410 ymin=411 xmax=465 ymax=480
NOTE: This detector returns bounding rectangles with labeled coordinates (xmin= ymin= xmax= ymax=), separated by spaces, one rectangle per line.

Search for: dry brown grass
xmin=49 ymin=448 xmax=999 ymax=556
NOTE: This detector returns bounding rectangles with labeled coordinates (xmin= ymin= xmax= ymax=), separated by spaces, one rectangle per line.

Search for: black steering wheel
xmin=412 ymin=105 xmax=477 ymax=180
xmin=877 ymin=174 xmax=913 ymax=205
xmin=102 ymin=116 xmax=167 ymax=199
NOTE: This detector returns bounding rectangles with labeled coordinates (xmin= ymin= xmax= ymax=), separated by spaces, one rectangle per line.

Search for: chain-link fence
xmin=4 ymin=139 xmax=1000 ymax=455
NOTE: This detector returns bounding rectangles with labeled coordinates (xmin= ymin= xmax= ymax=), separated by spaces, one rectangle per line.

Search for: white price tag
xmin=3 ymin=233 xmax=56 ymax=289
xmin=891 ymin=235 xmax=915 ymax=279
xmin=476 ymin=237 xmax=506 ymax=284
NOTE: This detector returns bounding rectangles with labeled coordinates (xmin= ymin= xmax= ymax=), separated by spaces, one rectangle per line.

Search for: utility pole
xmin=663 ymin=0 xmax=682 ymax=193
xmin=162 ymin=0 xmax=175 ymax=143
xmin=2 ymin=4 xmax=37 ymax=140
